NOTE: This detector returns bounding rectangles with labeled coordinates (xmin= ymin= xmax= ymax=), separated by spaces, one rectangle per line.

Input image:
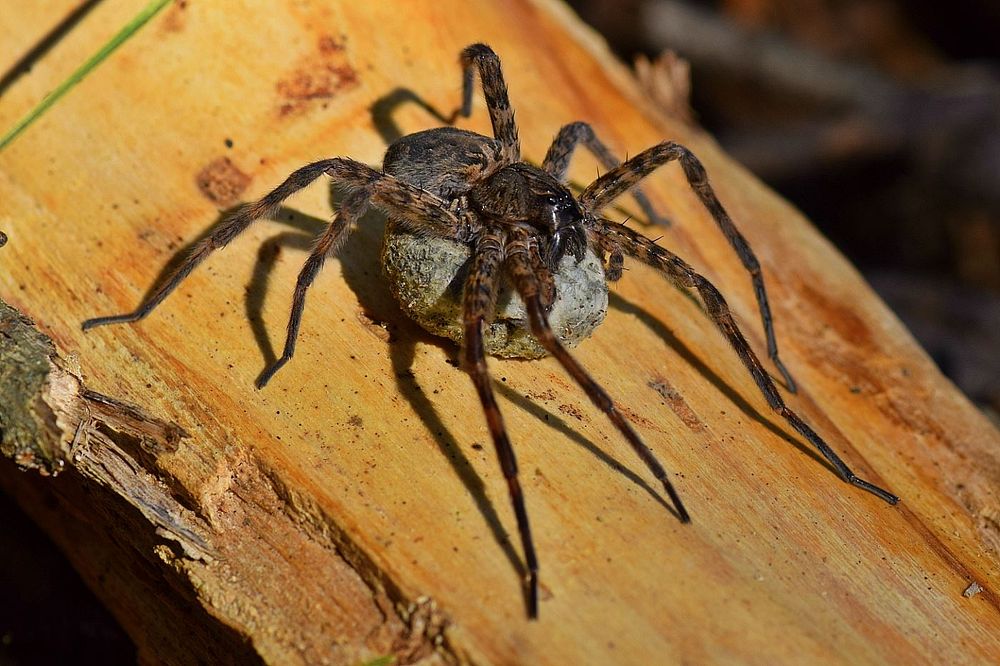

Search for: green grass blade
xmin=361 ymin=657 xmax=395 ymax=666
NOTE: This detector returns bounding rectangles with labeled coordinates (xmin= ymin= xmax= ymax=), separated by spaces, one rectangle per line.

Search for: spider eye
xmin=545 ymin=195 xmax=580 ymax=220
xmin=551 ymin=198 xmax=580 ymax=227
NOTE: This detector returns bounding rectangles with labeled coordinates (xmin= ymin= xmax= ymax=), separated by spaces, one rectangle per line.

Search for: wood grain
xmin=1 ymin=1 xmax=998 ymax=663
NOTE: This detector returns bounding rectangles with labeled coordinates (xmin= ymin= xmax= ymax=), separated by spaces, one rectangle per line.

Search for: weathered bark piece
xmin=0 ymin=300 xmax=443 ymax=664
xmin=1 ymin=1 xmax=998 ymax=664
xmin=0 ymin=300 xmax=80 ymax=472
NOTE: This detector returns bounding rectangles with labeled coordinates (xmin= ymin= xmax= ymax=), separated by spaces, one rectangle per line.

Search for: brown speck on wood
xmin=649 ymin=377 xmax=707 ymax=432
xmin=558 ymin=403 xmax=585 ymax=421
xmin=195 ymin=157 xmax=251 ymax=207
xmin=317 ymin=35 xmax=346 ymax=54
xmin=527 ymin=388 xmax=557 ymax=402
xmin=276 ymin=35 xmax=359 ymax=117
xmin=616 ymin=404 xmax=659 ymax=431
xmin=356 ymin=310 xmax=393 ymax=342
xmin=162 ymin=0 xmax=188 ymax=33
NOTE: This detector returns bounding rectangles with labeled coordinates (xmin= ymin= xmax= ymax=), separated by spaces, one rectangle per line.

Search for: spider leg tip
xmin=81 ymin=317 xmax=114 ymax=331
xmin=774 ymin=359 xmax=798 ymax=393
xmin=660 ymin=480 xmax=691 ymax=523
xmin=526 ymin=573 xmax=539 ymax=619
xmin=873 ymin=489 xmax=900 ymax=506
xmin=81 ymin=312 xmax=144 ymax=330
xmin=850 ymin=475 xmax=900 ymax=505
xmin=256 ymin=358 xmax=291 ymax=389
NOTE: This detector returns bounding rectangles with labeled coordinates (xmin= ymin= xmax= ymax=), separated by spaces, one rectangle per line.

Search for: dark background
xmin=2 ymin=1 xmax=998 ymax=663
xmin=570 ymin=0 xmax=1000 ymax=423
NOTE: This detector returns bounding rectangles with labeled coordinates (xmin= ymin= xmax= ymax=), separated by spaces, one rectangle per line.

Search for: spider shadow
xmin=323 ymin=203 xmax=531 ymax=586
xmin=370 ymin=87 xmax=456 ymax=146
xmin=387 ymin=338 xmax=531 ymax=599
xmin=0 ymin=0 xmax=101 ymax=97
xmin=243 ymin=209 xmax=330 ymax=369
xmin=493 ymin=382 xmax=678 ymax=518
xmin=241 ymin=195 xmax=536 ymax=610
xmin=116 ymin=203 xmax=325 ymax=356
xmin=608 ymin=291 xmax=832 ymax=473
xmin=243 ymin=201 xmax=683 ymax=613
xmin=127 ymin=198 xmax=532 ymax=607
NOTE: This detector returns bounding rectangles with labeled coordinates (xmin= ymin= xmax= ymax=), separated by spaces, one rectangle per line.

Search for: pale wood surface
xmin=1 ymin=1 xmax=998 ymax=664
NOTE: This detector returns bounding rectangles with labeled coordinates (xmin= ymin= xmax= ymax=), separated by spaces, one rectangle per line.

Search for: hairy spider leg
xmin=462 ymin=231 xmax=539 ymax=618
xmin=582 ymin=141 xmax=798 ymax=393
xmin=526 ymin=240 xmax=557 ymax=310
xmin=506 ymin=234 xmax=691 ymax=523
xmin=543 ymin=121 xmax=669 ymax=227
xmin=455 ymin=43 xmax=520 ymax=163
xmin=84 ymin=157 xmax=464 ymax=386
xmin=255 ymin=159 xmax=464 ymax=387
xmin=597 ymin=218 xmax=899 ymax=505
xmin=82 ymin=160 xmax=339 ymax=331
xmin=253 ymin=189 xmax=365 ymax=388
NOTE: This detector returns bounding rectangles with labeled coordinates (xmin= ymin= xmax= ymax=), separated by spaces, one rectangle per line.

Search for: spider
xmin=83 ymin=43 xmax=898 ymax=618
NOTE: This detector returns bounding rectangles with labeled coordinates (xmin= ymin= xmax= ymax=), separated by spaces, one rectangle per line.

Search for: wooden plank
xmin=1 ymin=0 xmax=998 ymax=663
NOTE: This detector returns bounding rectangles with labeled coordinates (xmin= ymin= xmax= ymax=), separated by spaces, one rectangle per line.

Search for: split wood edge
xmin=0 ymin=298 xmax=454 ymax=665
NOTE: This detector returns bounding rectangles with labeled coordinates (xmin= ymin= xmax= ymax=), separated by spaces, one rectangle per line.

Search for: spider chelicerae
xmin=83 ymin=43 xmax=898 ymax=618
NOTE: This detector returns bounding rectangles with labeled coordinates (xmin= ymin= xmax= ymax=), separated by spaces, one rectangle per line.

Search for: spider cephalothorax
xmin=83 ymin=43 xmax=898 ymax=618
xmin=468 ymin=163 xmax=589 ymax=265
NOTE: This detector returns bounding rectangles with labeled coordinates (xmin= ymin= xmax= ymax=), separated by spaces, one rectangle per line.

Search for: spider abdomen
xmin=383 ymin=126 xmax=502 ymax=198
xmin=381 ymin=219 xmax=608 ymax=358
xmin=380 ymin=125 xmax=608 ymax=357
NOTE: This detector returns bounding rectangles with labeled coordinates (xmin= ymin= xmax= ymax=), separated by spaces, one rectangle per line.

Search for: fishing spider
xmin=83 ymin=43 xmax=898 ymax=618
